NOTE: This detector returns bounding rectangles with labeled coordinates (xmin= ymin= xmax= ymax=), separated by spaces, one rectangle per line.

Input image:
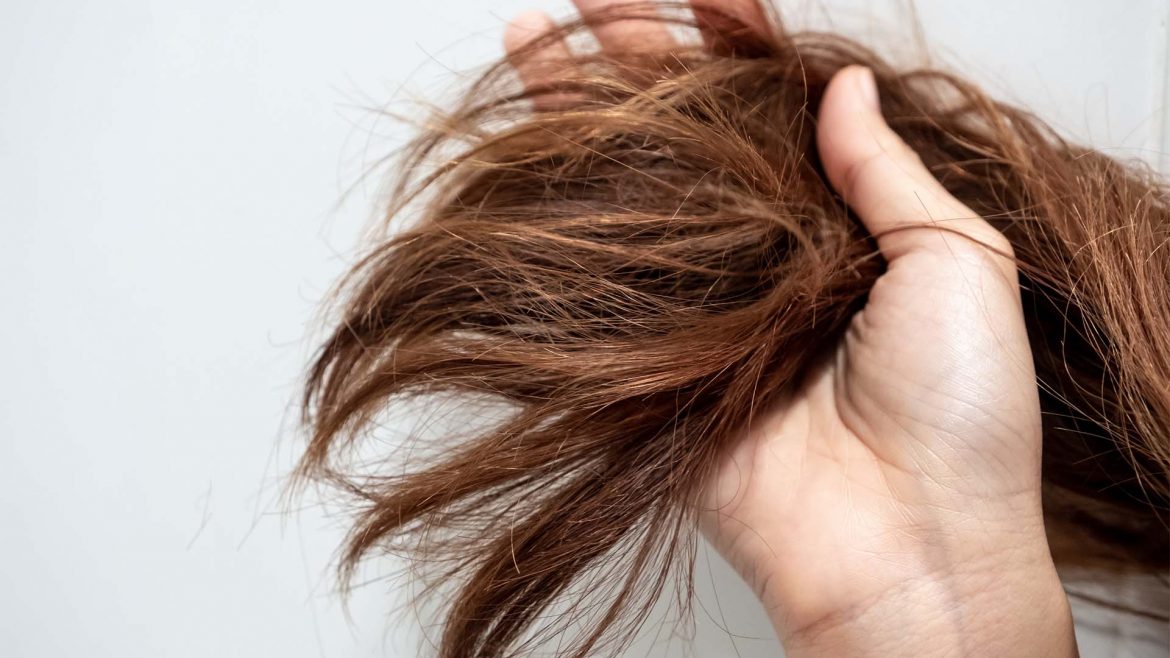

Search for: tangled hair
xmin=297 ymin=4 xmax=1170 ymax=656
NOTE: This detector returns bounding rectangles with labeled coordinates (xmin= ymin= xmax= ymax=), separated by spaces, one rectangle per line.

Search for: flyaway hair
xmin=296 ymin=4 xmax=1170 ymax=656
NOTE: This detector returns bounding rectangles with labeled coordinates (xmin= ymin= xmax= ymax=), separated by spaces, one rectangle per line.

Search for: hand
xmin=504 ymin=2 xmax=1077 ymax=656
xmin=703 ymin=63 xmax=1076 ymax=656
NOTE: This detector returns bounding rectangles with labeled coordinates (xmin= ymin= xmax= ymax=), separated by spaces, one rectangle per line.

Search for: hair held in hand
xmin=296 ymin=3 xmax=1170 ymax=656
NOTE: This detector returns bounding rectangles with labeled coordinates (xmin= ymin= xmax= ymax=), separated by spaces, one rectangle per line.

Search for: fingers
xmin=816 ymin=66 xmax=1014 ymax=268
xmin=690 ymin=0 xmax=771 ymax=52
xmin=505 ymin=2 xmax=675 ymax=109
xmin=571 ymin=0 xmax=675 ymax=53
xmin=507 ymin=0 xmax=772 ymax=100
xmin=504 ymin=11 xmax=574 ymax=110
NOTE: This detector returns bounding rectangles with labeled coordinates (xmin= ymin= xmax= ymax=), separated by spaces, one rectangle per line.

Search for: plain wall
xmin=1 ymin=1 xmax=1167 ymax=656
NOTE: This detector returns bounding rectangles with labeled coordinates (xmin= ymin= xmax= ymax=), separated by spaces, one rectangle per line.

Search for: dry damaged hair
xmin=297 ymin=4 xmax=1170 ymax=656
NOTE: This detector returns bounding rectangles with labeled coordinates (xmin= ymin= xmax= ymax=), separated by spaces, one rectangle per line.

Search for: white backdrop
xmin=2 ymin=1 xmax=1167 ymax=656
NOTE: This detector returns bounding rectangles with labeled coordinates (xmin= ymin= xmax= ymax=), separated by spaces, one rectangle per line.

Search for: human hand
xmin=504 ymin=2 xmax=1077 ymax=656
xmin=702 ymin=61 xmax=1077 ymax=656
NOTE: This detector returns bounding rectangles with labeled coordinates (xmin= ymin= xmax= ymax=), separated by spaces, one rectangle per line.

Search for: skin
xmin=504 ymin=2 xmax=1079 ymax=655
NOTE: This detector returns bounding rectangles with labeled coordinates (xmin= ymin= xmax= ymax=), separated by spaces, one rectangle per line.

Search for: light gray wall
xmin=1 ymin=1 xmax=1167 ymax=656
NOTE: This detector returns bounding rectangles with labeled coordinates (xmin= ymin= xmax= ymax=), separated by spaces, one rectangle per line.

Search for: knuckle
xmin=838 ymin=132 xmax=923 ymax=202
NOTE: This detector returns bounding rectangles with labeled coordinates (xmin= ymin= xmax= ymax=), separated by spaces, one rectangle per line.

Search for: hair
xmin=295 ymin=3 xmax=1170 ymax=656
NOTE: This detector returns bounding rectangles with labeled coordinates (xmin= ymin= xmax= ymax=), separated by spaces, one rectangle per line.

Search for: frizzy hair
xmin=296 ymin=3 xmax=1170 ymax=656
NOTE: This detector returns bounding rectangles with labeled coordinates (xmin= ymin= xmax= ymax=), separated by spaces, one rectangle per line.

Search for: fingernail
xmin=856 ymin=67 xmax=880 ymax=112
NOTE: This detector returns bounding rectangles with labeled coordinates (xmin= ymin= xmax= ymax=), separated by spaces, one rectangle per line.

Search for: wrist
xmin=773 ymin=550 xmax=1076 ymax=657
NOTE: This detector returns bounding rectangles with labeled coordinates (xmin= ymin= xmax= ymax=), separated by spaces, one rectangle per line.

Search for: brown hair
xmin=296 ymin=4 xmax=1170 ymax=656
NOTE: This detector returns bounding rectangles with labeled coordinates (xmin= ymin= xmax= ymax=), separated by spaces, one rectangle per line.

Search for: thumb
xmin=816 ymin=66 xmax=1012 ymax=267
